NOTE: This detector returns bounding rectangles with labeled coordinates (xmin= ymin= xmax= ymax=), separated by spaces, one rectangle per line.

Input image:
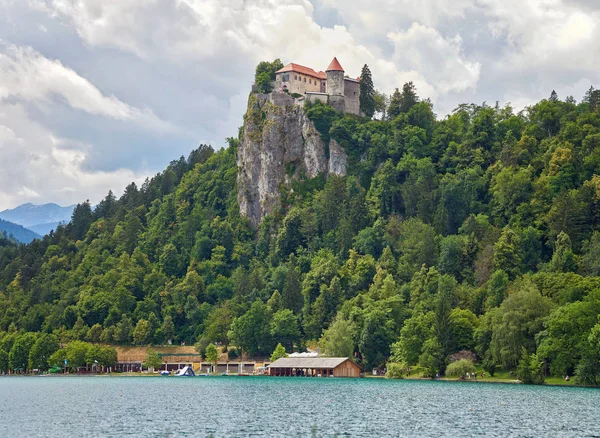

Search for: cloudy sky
xmin=0 ymin=0 xmax=598 ymax=210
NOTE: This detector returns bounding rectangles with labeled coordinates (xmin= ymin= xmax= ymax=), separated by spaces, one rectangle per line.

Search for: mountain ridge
xmin=0 ymin=218 xmax=41 ymax=244
xmin=0 ymin=202 xmax=75 ymax=236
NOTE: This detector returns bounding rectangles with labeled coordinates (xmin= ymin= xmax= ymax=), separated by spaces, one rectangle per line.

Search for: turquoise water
xmin=0 ymin=376 xmax=599 ymax=437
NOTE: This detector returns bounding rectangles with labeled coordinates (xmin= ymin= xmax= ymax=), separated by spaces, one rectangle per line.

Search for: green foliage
xmin=133 ymin=319 xmax=152 ymax=345
xmin=28 ymin=333 xmax=59 ymax=370
xmin=359 ymin=64 xmax=375 ymax=118
xmin=494 ymin=227 xmax=522 ymax=280
xmin=64 ymin=341 xmax=91 ymax=370
xmin=319 ymin=315 xmax=354 ymax=358
xmin=392 ymin=311 xmax=434 ymax=365
xmin=445 ymin=359 xmax=476 ymax=378
xmin=9 ymin=333 xmax=36 ymax=371
xmin=1 ymin=83 xmax=600 ymax=383
xmin=0 ymin=348 xmax=8 ymax=373
xmin=205 ymin=344 xmax=220 ymax=368
xmin=359 ymin=308 xmax=393 ymax=369
xmin=270 ymin=309 xmax=300 ymax=352
xmin=419 ymin=338 xmax=443 ymax=378
xmin=385 ymin=362 xmax=407 ymax=379
xmin=517 ymin=347 xmax=545 ymax=384
xmin=254 ymin=59 xmax=284 ymax=94
xmin=270 ymin=343 xmax=288 ymax=362
xmin=228 ymin=300 xmax=274 ymax=357
xmin=305 ymin=101 xmax=339 ymax=144
xmin=488 ymin=281 xmax=554 ymax=368
xmin=388 ymin=82 xmax=420 ymax=120
xmin=574 ymin=321 xmax=600 ymax=386
xmin=143 ymin=348 xmax=163 ymax=371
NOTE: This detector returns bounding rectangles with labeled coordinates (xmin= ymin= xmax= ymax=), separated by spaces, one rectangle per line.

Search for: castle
xmin=274 ymin=57 xmax=361 ymax=115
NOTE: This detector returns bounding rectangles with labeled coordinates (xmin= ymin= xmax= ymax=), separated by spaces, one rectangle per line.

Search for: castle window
xmin=295 ymin=75 xmax=297 ymax=80
xmin=304 ymin=77 xmax=306 ymax=82
xmin=281 ymin=73 xmax=289 ymax=82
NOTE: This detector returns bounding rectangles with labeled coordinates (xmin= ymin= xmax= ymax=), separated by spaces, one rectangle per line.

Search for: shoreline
xmin=0 ymin=373 xmax=591 ymax=388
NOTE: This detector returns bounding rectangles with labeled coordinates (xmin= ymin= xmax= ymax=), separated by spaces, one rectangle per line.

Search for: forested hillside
xmin=0 ymin=218 xmax=41 ymax=244
xmin=1 ymin=79 xmax=600 ymax=384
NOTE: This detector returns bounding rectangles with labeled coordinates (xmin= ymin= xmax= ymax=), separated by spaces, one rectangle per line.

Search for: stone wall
xmin=343 ymin=79 xmax=360 ymax=115
xmin=328 ymin=95 xmax=345 ymax=113
xmin=306 ymin=92 xmax=328 ymax=105
xmin=326 ymin=70 xmax=344 ymax=96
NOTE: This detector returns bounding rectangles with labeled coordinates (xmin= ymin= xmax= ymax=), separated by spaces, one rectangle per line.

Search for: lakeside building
xmin=114 ymin=346 xmax=256 ymax=374
xmin=274 ymin=57 xmax=361 ymax=116
xmin=267 ymin=357 xmax=360 ymax=377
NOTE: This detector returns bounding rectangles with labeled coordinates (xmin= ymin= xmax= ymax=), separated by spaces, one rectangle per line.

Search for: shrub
xmin=305 ymin=101 xmax=339 ymax=144
xmin=270 ymin=343 xmax=288 ymax=362
xmin=385 ymin=362 xmax=408 ymax=379
xmin=482 ymin=355 xmax=497 ymax=377
xmin=517 ymin=348 xmax=545 ymax=384
xmin=445 ymin=359 xmax=476 ymax=378
xmin=227 ymin=348 xmax=239 ymax=361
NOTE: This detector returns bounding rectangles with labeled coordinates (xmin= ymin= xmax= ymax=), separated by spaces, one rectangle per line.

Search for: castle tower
xmin=326 ymin=57 xmax=346 ymax=112
xmin=326 ymin=57 xmax=345 ymax=95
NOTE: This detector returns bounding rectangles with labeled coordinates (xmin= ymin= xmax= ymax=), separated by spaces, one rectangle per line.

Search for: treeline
xmin=1 ymin=69 xmax=600 ymax=383
xmin=0 ymin=330 xmax=117 ymax=373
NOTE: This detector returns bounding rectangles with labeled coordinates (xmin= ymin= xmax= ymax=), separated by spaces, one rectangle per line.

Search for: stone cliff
xmin=237 ymin=92 xmax=347 ymax=226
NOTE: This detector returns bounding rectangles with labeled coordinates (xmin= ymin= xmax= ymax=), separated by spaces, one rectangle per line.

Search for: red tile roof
xmin=276 ymin=63 xmax=326 ymax=79
xmin=326 ymin=57 xmax=344 ymax=72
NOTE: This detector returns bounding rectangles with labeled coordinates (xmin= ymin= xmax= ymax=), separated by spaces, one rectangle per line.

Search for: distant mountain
xmin=27 ymin=222 xmax=64 ymax=236
xmin=0 ymin=203 xmax=75 ymax=235
xmin=0 ymin=218 xmax=41 ymax=244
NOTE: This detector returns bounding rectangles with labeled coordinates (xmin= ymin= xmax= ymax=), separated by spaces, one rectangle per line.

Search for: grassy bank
xmin=377 ymin=364 xmax=577 ymax=386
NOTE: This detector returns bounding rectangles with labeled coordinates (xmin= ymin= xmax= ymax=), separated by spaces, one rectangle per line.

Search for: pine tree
xmin=583 ymin=86 xmax=600 ymax=112
xmin=70 ymin=200 xmax=93 ymax=241
xmin=359 ymin=64 xmax=376 ymax=118
xmin=400 ymin=81 xmax=419 ymax=113
xmin=387 ymin=88 xmax=402 ymax=120
xmin=548 ymin=231 xmax=578 ymax=273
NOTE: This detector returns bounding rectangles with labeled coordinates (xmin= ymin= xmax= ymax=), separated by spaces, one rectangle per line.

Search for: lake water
xmin=0 ymin=376 xmax=599 ymax=437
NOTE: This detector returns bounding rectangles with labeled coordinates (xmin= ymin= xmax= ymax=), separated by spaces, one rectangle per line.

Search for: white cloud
xmin=0 ymin=0 xmax=598 ymax=210
xmin=479 ymin=0 xmax=599 ymax=70
xmin=316 ymin=0 xmax=473 ymax=30
xmin=0 ymin=42 xmax=176 ymax=132
xmin=0 ymin=102 xmax=146 ymax=210
xmin=388 ymin=23 xmax=481 ymax=95
xmin=32 ymin=0 xmax=445 ymax=100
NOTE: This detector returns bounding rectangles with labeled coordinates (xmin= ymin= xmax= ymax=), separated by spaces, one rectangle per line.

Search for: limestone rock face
xmin=328 ymin=139 xmax=348 ymax=177
xmin=237 ymin=93 xmax=347 ymax=226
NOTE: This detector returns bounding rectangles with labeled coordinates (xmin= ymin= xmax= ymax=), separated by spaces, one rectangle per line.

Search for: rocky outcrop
xmin=328 ymin=139 xmax=348 ymax=176
xmin=237 ymin=92 xmax=347 ymax=226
